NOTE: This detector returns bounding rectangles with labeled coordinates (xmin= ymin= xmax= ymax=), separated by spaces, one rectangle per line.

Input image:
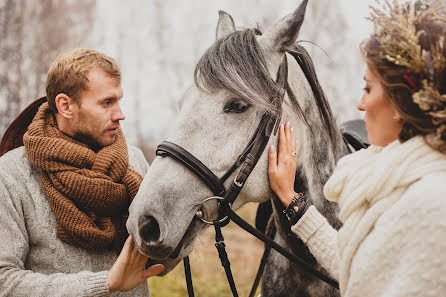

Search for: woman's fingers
xmin=285 ymin=121 xmax=292 ymax=145
xmin=278 ymin=123 xmax=286 ymax=158
xmin=268 ymin=144 xmax=281 ymax=196
xmin=279 ymin=122 xmax=297 ymax=162
xmin=268 ymin=145 xmax=278 ymax=176
xmin=267 ymin=122 xmax=298 ymax=207
xmin=290 ymin=125 xmax=297 ymax=154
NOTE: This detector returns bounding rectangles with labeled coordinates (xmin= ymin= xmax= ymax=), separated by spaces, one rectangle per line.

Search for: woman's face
xmin=357 ymin=66 xmax=403 ymax=147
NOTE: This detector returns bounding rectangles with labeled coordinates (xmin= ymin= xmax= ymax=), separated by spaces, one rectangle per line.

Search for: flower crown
xmin=368 ymin=0 xmax=446 ymax=130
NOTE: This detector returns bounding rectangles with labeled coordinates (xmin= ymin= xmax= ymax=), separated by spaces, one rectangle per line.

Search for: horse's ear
xmin=216 ymin=10 xmax=235 ymax=40
xmin=259 ymin=0 xmax=308 ymax=52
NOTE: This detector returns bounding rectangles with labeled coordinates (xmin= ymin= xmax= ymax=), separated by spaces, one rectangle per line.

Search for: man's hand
xmin=108 ymin=236 xmax=165 ymax=292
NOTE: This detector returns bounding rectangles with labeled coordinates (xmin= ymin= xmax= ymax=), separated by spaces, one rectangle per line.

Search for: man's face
xmin=70 ymin=68 xmax=124 ymax=148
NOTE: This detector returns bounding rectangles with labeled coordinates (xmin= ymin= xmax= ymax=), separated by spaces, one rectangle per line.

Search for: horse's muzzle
xmin=137 ymin=215 xmax=174 ymax=259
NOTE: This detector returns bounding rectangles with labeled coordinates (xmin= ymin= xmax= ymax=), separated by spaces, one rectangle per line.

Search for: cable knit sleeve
xmin=0 ymin=150 xmax=110 ymax=297
xmin=291 ymin=205 xmax=339 ymax=279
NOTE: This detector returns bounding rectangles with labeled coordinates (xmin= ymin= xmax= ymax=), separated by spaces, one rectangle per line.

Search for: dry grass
xmin=148 ymin=203 xmax=265 ymax=297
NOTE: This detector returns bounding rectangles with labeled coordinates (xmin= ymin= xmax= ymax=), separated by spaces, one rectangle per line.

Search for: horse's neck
xmin=302 ymin=120 xmax=346 ymax=228
xmin=306 ymin=114 xmax=345 ymax=180
xmin=287 ymin=101 xmax=346 ymax=229
xmin=283 ymin=49 xmax=347 ymax=228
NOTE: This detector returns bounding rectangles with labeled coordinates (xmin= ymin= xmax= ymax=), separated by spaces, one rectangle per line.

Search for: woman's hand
xmin=268 ymin=122 xmax=298 ymax=207
xmin=108 ymin=236 xmax=165 ymax=292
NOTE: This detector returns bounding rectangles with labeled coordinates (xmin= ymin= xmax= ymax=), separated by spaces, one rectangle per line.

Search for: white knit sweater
xmin=0 ymin=146 xmax=150 ymax=297
xmin=292 ymin=137 xmax=446 ymax=297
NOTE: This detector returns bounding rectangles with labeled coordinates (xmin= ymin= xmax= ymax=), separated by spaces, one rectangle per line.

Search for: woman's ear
xmin=55 ymin=93 xmax=74 ymax=119
xmin=392 ymin=110 xmax=403 ymax=122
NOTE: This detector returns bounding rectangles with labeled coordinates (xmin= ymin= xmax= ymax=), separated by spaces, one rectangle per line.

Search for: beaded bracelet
xmin=283 ymin=193 xmax=307 ymax=225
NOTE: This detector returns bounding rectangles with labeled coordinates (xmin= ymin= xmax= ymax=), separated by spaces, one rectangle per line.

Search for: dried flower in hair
xmin=403 ymin=69 xmax=421 ymax=93
xmin=368 ymin=0 xmax=446 ymax=135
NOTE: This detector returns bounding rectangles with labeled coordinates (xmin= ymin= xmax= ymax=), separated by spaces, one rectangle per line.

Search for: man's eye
xmin=223 ymin=99 xmax=250 ymax=113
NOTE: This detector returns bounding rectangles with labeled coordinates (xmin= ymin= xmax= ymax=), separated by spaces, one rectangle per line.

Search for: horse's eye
xmin=224 ymin=99 xmax=250 ymax=113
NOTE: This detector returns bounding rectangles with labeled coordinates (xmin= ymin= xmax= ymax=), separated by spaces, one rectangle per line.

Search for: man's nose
xmin=112 ymin=104 xmax=125 ymax=121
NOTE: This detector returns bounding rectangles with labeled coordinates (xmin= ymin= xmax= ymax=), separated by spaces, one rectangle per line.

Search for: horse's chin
xmin=141 ymin=237 xmax=197 ymax=275
xmin=138 ymin=218 xmax=203 ymax=275
xmin=145 ymin=257 xmax=182 ymax=276
xmin=136 ymin=242 xmax=184 ymax=275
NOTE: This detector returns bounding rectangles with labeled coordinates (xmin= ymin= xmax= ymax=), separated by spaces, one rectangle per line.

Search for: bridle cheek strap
xmin=154 ymin=53 xmax=339 ymax=296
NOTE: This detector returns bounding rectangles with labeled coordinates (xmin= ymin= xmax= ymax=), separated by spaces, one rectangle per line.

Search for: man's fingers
xmin=127 ymin=236 xmax=135 ymax=249
xmin=120 ymin=236 xmax=133 ymax=255
xmin=143 ymin=264 xmax=165 ymax=278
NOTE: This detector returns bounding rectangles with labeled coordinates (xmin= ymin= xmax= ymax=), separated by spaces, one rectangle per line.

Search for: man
xmin=0 ymin=49 xmax=163 ymax=296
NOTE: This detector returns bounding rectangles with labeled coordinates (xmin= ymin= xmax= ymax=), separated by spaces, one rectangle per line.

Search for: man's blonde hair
xmin=46 ymin=48 xmax=121 ymax=111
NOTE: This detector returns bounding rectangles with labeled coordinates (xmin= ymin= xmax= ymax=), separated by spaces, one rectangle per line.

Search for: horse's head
xmin=127 ymin=0 xmax=330 ymax=273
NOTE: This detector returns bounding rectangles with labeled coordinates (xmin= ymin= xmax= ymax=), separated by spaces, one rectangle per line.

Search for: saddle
xmin=255 ymin=119 xmax=370 ymax=234
xmin=340 ymin=119 xmax=370 ymax=152
xmin=0 ymin=96 xmax=47 ymax=157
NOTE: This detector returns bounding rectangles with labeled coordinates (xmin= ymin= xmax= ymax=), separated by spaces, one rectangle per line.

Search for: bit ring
xmin=195 ymin=196 xmax=230 ymax=225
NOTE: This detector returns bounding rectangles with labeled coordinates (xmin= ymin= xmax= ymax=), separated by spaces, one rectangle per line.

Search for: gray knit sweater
xmin=291 ymin=138 xmax=446 ymax=296
xmin=0 ymin=146 xmax=150 ymax=297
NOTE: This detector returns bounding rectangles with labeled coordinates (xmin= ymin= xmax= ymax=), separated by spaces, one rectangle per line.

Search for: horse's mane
xmin=287 ymin=44 xmax=338 ymax=150
xmin=194 ymin=29 xmax=338 ymax=150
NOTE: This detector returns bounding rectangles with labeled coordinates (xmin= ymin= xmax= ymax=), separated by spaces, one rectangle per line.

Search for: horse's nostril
xmin=139 ymin=216 xmax=161 ymax=244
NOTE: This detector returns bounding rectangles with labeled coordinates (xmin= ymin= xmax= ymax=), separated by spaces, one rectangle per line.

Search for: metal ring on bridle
xmin=291 ymin=151 xmax=297 ymax=157
xmin=195 ymin=196 xmax=230 ymax=224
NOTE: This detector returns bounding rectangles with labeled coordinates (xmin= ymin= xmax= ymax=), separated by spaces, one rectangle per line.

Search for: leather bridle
xmin=155 ymin=51 xmax=339 ymax=297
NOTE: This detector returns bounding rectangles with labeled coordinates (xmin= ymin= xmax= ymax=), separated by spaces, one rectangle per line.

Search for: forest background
xmin=0 ymin=1 xmax=381 ymax=296
xmin=0 ymin=0 xmax=375 ymax=162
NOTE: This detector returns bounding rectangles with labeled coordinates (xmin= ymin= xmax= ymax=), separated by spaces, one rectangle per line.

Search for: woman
xmin=268 ymin=1 xmax=446 ymax=296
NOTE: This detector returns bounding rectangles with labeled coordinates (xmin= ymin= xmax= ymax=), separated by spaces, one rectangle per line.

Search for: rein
xmin=155 ymin=50 xmax=339 ymax=296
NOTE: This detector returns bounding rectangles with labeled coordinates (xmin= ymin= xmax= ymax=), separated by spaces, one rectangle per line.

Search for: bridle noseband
xmin=155 ymin=51 xmax=339 ymax=296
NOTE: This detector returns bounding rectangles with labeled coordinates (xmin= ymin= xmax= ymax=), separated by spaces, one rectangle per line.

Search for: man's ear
xmin=55 ymin=93 xmax=74 ymax=119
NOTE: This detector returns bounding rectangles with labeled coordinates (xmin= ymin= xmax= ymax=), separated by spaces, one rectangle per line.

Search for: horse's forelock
xmin=194 ymin=29 xmax=340 ymax=154
xmin=194 ymin=29 xmax=281 ymax=116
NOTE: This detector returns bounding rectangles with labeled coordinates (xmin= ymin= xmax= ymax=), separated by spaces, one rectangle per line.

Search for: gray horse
xmin=127 ymin=1 xmax=348 ymax=296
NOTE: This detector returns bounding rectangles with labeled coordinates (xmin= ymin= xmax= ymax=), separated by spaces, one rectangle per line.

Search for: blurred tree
xmin=298 ymin=0 xmax=359 ymax=122
xmin=87 ymin=0 xmax=360 ymax=156
xmin=0 ymin=0 xmax=95 ymax=137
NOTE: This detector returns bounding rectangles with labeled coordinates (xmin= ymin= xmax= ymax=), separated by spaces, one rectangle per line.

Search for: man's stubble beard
xmin=73 ymin=122 xmax=114 ymax=150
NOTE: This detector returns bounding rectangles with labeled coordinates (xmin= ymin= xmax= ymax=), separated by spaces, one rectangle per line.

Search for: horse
xmin=127 ymin=1 xmax=349 ymax=296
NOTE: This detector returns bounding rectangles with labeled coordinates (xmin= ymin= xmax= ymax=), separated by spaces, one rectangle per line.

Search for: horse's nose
xmin=139 ymin=215 xmax=161 ymax=244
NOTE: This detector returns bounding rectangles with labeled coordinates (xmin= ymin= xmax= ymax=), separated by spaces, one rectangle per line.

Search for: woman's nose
xmin=357 ymin=95 xmax=366 ymax=111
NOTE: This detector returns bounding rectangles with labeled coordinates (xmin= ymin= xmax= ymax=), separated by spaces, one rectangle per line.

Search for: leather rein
xmin=155 ymin=51 xmax=339 ymax=297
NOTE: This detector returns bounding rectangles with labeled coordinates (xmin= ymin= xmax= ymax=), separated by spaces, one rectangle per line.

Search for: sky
xmin=341 ymin=0 xmax=374 ymax=39
xmin=90 ymin=0 xmax=377 ymax=147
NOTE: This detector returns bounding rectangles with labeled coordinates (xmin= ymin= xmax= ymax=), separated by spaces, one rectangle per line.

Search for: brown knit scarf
xmin=23 ymin=102 xmax=143 ymax=251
